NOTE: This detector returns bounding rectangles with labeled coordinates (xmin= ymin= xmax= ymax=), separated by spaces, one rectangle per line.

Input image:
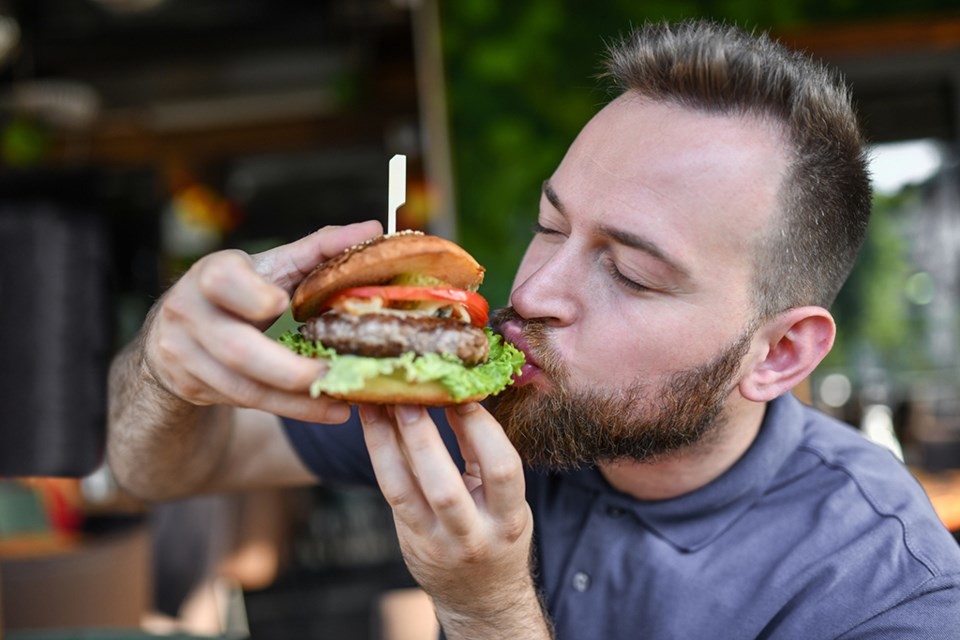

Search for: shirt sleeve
xmin=281 ymin=407 xmax=464 ymax=488
xmin=836 ymin=575 xmax=960 ymax=639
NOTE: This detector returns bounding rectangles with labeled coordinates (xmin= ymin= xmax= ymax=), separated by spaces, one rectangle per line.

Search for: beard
xmin=487 ymin=307 xmax=755 ymax=470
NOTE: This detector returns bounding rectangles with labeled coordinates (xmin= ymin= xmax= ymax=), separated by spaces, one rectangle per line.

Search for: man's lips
xmin=496 ymin=319 xmax=543 ymax=386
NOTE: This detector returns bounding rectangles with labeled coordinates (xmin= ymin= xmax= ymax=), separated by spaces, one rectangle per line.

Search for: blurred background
xmin=2 ymin=0 xmax=960 ymax=637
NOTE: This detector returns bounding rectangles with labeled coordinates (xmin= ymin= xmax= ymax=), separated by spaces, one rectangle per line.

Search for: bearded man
xmin=108 ymin=20 xmax=960 ymax=639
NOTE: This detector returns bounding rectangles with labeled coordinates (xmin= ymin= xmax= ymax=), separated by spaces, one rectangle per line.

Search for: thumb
xmin=252 ymin=220 xmax=383 ymax=292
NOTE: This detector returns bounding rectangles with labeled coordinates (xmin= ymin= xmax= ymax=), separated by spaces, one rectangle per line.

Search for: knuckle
xmin=153 ymin=364 xmax=199 ymax=400
xmin=197 ymin=250 xmax=250 ymax=292
xmin=382 ymin=486 xmax=418 ymax=510
xmin=485 ymin=460 xmax=521 ymax=486
xmin=427 ymin=489 xmax=461 ymax=514
xmin=499 ymin=513 xmax=529 ymax=544
xmin=160 ymin=293 xmax=188 ymax=323
xmin=175 ymin=377 xmax=205 ymax=401
xmin=153 ymin=335 xmax=180 ymax=365
xmin=197 ymin=259 xmax=231 ymax=295
xmin=146 ymin=337 xmax=216 ymax=405
xmin=457 ymin=538 xmax=489 ymax=565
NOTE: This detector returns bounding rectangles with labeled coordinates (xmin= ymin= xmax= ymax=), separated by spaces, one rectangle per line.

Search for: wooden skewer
xmin=387 ymin=154 xmax=406 ymax=235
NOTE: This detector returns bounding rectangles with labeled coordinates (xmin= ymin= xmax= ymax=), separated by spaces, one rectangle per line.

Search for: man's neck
xmin=598 ymin=398 xmax=768 ymax=501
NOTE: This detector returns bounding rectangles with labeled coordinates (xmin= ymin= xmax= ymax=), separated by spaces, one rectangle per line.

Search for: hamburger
xmin=279 ymin=230 xmax=525 ymax=405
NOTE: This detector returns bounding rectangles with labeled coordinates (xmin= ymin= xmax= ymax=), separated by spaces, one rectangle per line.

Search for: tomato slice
xmin=324 ymin=286 xmax=489 ymax=327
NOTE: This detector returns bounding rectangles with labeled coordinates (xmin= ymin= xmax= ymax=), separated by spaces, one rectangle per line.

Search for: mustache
xmin=490 ymin=306 xmax=565 ymax=381
xmin=489 ymin=305 xmax=520 ymax=328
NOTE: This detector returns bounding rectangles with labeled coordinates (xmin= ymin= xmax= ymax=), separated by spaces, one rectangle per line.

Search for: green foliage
xmin=439 ymin=0 xmax=960 ymax=336
xmin=441 ymin=1 xmax=603 ymax=306
xmin=823 ymin=190 xmax=928 ymax=375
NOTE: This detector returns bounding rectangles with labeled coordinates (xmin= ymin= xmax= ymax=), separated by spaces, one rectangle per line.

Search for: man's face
xmin=491 ymin=94 xmax=789 ymax=468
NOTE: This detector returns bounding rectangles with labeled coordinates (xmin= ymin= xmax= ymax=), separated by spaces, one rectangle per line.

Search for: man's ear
xmin=739 ymin=307 xmax=835 ymax=403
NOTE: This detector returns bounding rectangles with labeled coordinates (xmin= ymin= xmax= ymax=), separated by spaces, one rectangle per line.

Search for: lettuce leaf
xmin=279 ymin=327 xmax=525 ymax=402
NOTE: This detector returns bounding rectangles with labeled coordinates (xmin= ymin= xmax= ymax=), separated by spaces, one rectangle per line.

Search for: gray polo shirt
xmin=283 ymin=393 xmax=960 ymax=638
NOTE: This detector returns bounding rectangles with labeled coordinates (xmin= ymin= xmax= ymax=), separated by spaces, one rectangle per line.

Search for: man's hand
xmin=108 ymin=221 xmax=382 ymax=500
xmin=144 ymin=220 xmax=382 ymax=422
xmin=358 ymin=402 xmax=553 ymax=639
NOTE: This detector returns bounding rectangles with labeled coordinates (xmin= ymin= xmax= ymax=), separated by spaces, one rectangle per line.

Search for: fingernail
xmin=325 ymin=403 xmax=352 ymax=423
xmin=395 ymin=405 xmax=423 ymax=425
xmin=455 ymin=402 xmax=481 ymax=416
xmin=358 ymin=403 xmax=382 ymax=423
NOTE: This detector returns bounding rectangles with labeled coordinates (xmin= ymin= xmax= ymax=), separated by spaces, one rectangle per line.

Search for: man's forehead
xmin=563 ymin=96 xmax=788 ymax=228
xmin=546 ymin=96 xmax=789 ymax=282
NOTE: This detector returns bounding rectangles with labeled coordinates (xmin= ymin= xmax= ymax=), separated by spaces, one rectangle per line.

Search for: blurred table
xmin=1 ymin=521 xmax=149 ymax=631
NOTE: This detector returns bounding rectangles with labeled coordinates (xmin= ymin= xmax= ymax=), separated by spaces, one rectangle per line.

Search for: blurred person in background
xmin=106 ymin=19 xmax=960 ymax=639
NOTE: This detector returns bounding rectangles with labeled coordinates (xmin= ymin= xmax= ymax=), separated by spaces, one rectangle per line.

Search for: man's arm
xmin=836 ymin=578 xmax=960 ymax=640
xmin=359 ymin=402 xmax=554 ymax=640
xmin=106 ymin=221 xmax=383 ymax=501
xmin=107 ymin=332 xmax=235 ymax=500
xmin=107 ymin=338 xmax=314 ymax=499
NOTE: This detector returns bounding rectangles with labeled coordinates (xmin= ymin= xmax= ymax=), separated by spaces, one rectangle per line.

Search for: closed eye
xmin=604 ymin=259 xmax=650 ymax=293
xmin=532 ymin=221 xmax=564 ymax=236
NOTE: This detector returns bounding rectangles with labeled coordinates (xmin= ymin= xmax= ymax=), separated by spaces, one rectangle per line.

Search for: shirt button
xmin=606 ymin=506 xmax=626 ymax=518
xmin=572 ymin=571 xmax=591 ymax=592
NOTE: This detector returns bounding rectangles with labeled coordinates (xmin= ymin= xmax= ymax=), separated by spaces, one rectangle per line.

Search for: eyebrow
xmin=543 ymin=179 xmax=567 ymax=216
xmin=541 ymin=180 xmax=691 ymax=280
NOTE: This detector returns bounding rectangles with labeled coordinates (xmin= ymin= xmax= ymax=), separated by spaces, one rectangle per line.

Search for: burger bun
xmin=292 ymin=232 xmax=485 ymax=322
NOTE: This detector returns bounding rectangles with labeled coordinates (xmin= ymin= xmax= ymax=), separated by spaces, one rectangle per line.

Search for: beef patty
xmin=300 ymin=311 xmax=490 ymax=365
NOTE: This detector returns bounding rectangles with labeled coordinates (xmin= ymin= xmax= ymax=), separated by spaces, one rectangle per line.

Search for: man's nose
xmin=509 ymin=250 xmax=580 ymax=326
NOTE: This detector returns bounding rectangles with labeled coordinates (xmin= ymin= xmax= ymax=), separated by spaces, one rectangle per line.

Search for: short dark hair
xmin=603 ymin=20 xmax=872 ymax=318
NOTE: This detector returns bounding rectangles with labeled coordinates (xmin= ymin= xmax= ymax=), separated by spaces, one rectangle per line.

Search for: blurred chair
xmin=145 ymin=487 xmax=291 ymax=636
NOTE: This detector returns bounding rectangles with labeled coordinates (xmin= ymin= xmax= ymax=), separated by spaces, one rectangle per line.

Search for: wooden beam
xmin=778 ymin=14 xmax=960 ymax=57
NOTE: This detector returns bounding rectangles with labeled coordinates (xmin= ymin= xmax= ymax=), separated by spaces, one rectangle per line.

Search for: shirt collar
xmin=566 ymin=393 xmax=805 ymax=552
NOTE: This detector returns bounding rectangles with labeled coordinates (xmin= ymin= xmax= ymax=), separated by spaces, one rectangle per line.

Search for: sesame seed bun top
xmin=291 ymin=231 xmax=485 ymax=322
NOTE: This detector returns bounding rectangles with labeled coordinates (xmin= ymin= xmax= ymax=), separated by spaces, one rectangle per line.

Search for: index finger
xmin=254 ymin=220 xmax=384 ymax=292
xmin=392 ymin=405 xmax=479 ymax=538
xmin=445 ymin=403 xmax=526 ymax=522
xmin=195 ymin=250 xmax=289 ymax=325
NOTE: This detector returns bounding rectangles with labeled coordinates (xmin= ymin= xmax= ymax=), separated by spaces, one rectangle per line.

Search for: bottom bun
xmin=324 ymin=375 xmax=489 ymax=406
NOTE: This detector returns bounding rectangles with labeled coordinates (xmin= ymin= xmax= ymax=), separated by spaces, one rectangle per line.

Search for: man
xmin=108 ymin=20 xmax=960 ymax=639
